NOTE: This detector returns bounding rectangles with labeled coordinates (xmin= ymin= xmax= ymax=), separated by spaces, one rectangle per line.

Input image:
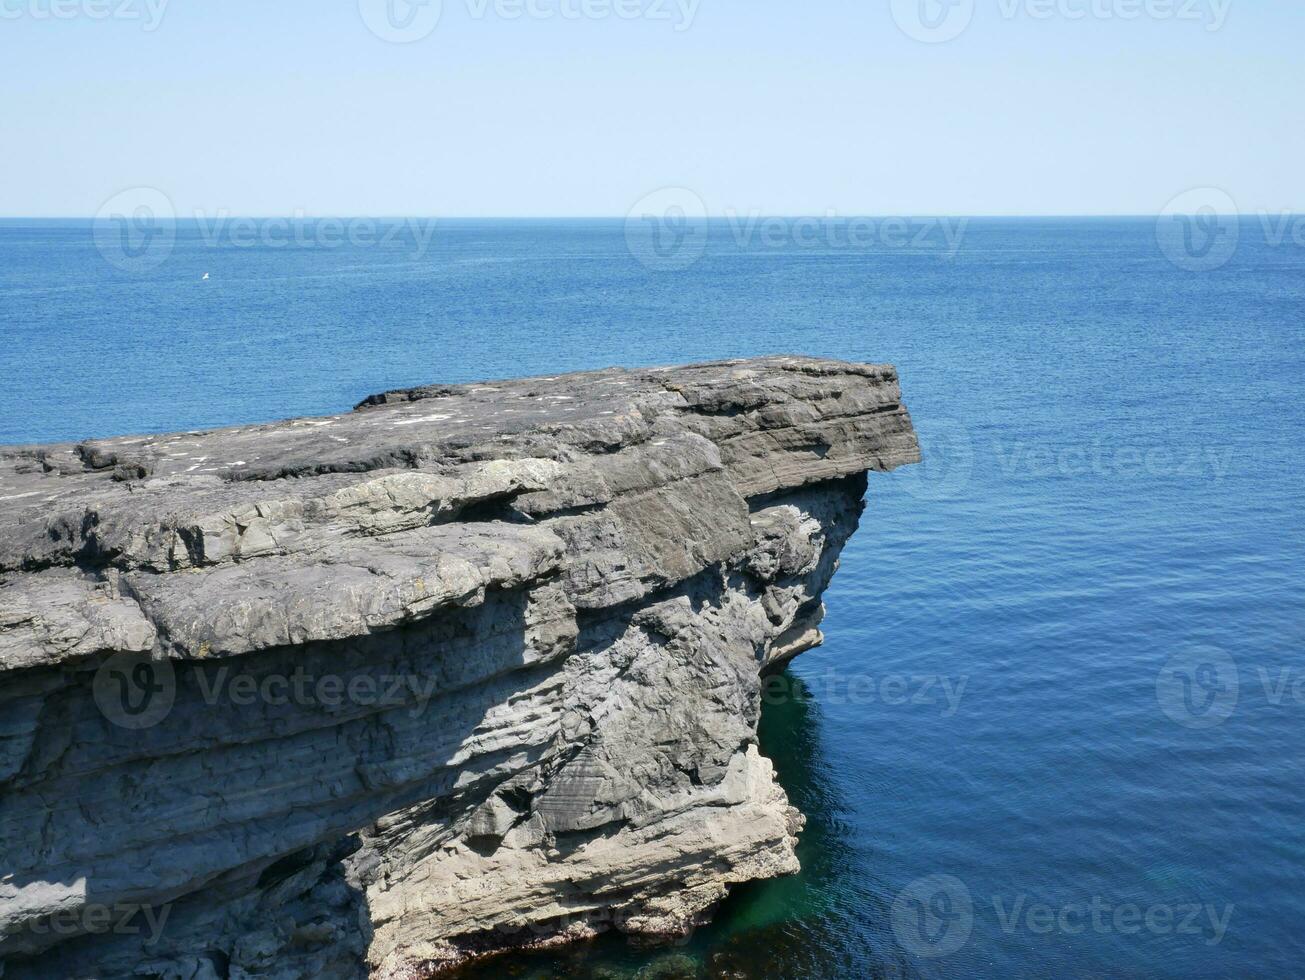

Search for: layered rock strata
xmin=0 ymin=356 xmax=919 ymax=978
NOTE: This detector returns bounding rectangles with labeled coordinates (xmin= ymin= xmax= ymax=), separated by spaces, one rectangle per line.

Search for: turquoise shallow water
xmin=2 ymin=218 xmax=1303 ymax=978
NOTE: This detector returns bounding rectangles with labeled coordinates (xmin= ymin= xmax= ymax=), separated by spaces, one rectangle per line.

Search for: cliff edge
xmin=0 ymin=356 xmax=919 ymax=978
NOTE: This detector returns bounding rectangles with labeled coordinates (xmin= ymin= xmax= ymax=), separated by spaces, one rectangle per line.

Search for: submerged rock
xmin=0 ymin=356 xmax=918 ymax=977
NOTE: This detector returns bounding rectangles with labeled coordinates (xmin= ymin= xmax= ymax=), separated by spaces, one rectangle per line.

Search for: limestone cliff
xmin=0 ymin=356 xmax=919 ymax=978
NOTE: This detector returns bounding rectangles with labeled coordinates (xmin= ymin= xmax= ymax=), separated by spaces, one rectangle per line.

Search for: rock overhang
xmin=0 ymin=355 xmax=919 ymax=978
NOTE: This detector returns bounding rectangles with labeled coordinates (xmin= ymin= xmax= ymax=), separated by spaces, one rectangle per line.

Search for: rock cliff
xmin=0 ymin=356 xmax=919 ymax=978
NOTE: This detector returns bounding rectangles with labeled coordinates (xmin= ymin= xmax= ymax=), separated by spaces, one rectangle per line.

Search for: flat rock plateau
xmin=0 ymin=356 xmax=919 ymax=979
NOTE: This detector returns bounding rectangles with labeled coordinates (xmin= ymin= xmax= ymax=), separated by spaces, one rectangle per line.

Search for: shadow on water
xmin=452 ymin=670 xmax=918 ymax=979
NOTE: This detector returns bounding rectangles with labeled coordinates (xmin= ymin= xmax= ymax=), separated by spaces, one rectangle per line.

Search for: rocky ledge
xmin=0 ymin=356 xmax=918 ymax=978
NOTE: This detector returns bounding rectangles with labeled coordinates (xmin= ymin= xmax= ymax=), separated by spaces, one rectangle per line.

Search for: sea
xmin=2 ymin=215 xmax=1302 ymax=978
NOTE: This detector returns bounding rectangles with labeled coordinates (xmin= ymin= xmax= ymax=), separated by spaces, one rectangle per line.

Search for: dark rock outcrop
xmin=0 ymin=356 xmax=919 ymax=978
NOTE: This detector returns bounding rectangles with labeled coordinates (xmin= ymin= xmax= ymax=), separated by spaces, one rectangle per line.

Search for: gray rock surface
xmin=0 ymin=356 xmax=918 ymax=978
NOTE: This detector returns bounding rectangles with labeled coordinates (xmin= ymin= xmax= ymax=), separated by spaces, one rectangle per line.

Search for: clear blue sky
xmin=2 ymin=0 xmax=1300 ymax=216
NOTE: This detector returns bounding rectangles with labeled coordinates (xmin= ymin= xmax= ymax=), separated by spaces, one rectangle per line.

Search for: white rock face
xmin=0 ymin=356 xmax=919 ymax=978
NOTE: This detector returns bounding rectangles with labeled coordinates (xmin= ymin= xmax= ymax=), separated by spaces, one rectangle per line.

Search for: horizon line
xmin=0 ymin=213 xmax=1293 ymax=221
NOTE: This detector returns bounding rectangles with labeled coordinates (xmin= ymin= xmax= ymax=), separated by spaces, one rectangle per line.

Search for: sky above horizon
xmin=1 ymin=0 xmax=1301 ymax=217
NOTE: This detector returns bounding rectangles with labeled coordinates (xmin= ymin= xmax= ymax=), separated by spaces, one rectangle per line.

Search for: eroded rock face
xmin=0 ymin=357 xmax=919 ymax=978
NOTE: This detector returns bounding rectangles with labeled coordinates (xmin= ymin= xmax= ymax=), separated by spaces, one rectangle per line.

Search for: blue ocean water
xmin=2 ymin=217 xmax=1303 ymax=978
